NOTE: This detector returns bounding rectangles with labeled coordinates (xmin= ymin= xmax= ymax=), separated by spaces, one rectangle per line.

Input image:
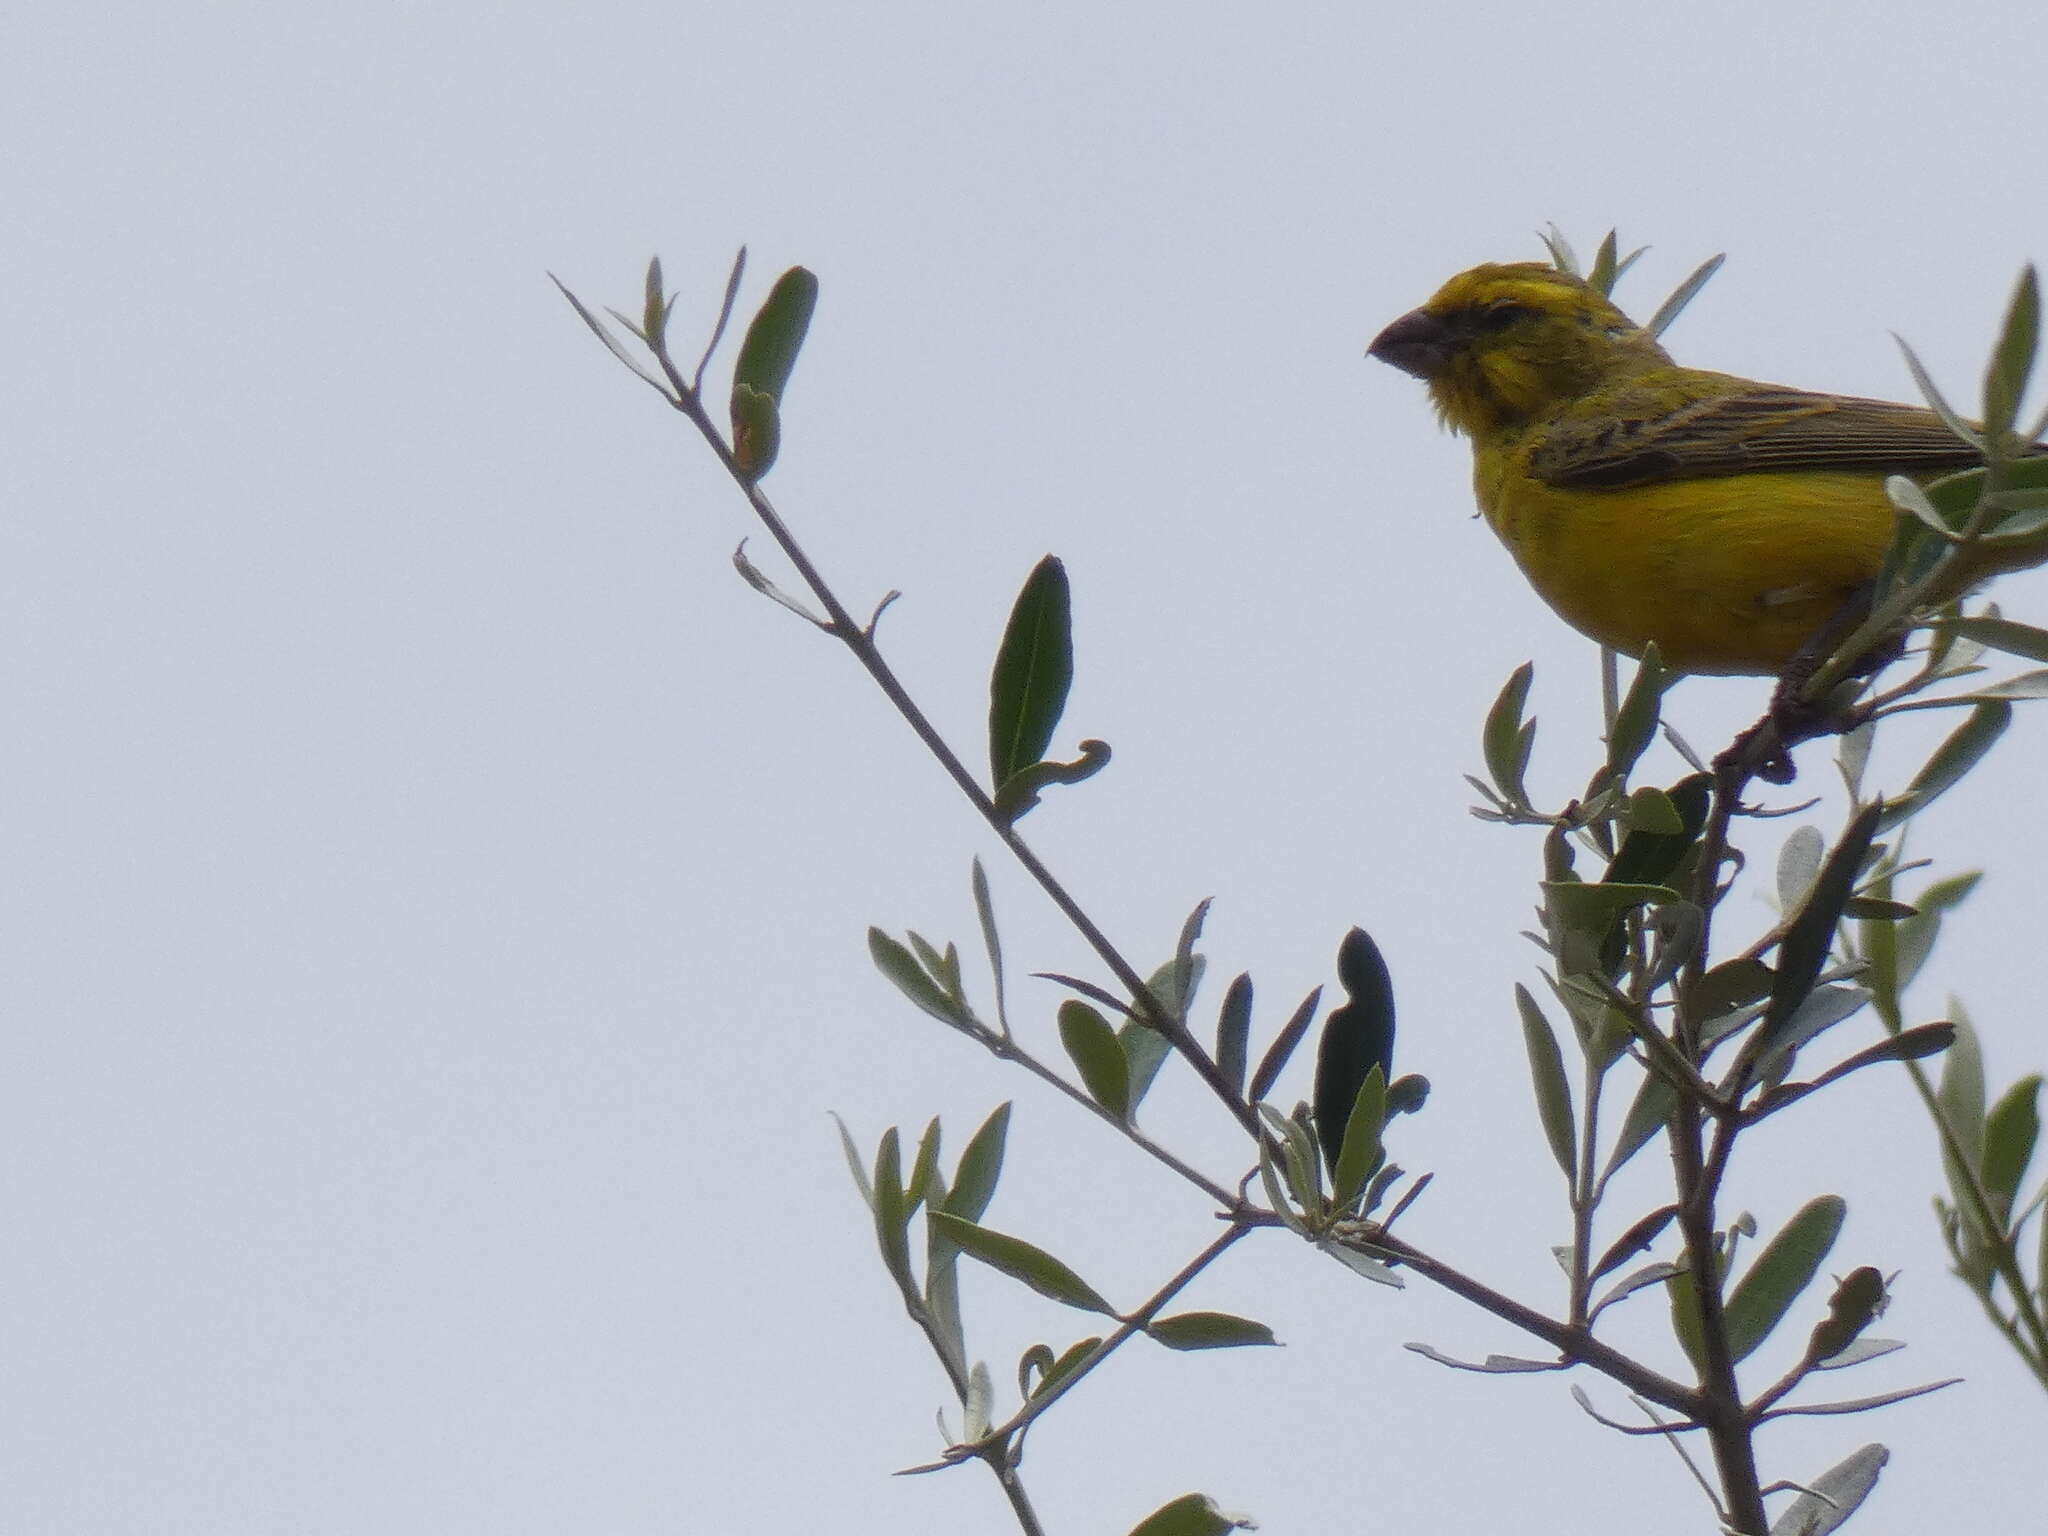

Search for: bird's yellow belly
xmin=1474 ymin=462 xmax=1898 ymax=675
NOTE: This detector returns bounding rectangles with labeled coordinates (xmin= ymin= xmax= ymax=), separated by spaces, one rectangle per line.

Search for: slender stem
xmin=1666 ymin=1095 xmax=1767 ymax=1533
xmin=644 ymin=339 xmax=1260 ymax=1136
xmin=976 ymin=1024 xmax=1240 ymax=1209
xmin=1898 ymin=1056 xmax=2048 ymax=1387
xmin=988 ymin=1461 xmax=1047 ymax=1536
xmin=965 ymin=1221 xmax=1256 ymax=1453
xmin=1363 ymin=1229 xmax=1701 ymax=1414
xmin=1568 ymin=1052 xmax=1604 ymax=1326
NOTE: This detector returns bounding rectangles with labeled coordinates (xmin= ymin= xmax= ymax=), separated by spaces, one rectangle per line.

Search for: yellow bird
xmin=1369 ymin=262 xmax=2044 ymax=675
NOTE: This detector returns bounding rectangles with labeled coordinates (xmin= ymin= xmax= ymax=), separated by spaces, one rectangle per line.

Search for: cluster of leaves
xmin=557 ymin=233 xmax=2048 ymax=1536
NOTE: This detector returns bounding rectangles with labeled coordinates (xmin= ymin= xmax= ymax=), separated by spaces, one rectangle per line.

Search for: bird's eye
xmin=1475 ymin=300 xmax=1528 ymax=331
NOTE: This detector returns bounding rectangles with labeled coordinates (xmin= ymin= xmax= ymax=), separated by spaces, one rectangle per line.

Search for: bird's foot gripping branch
xmin=560 ymin=235 xmax=2048 ymax=1536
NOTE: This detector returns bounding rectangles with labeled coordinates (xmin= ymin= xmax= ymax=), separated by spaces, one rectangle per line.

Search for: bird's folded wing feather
xmin=1531 ymin=379 xmax=2035 ymax=490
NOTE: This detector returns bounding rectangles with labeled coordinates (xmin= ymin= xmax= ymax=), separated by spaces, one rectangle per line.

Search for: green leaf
xmin=1165 ymin=898 xmax=1212 ymax=1024
xmin=550 ymin=273 xmax=673 ymax=397
xmin=1895 ymin=871 xmax=1982 ymax=996
xmin=1248 ymin=986 xmax=1321 ymax=1105
xmin=1025 ymin=1336 xmax=1100 ymax=1400
xmin=1603 ymin=1069 xmax=1678 ymax=1183
xmin=1482 ymin=662 xmax=1536 ymax=805
xmin=1545 ymin=881 xmax=1680 ymax=936
xmin=831 ymin=1112 xmax=874 ymax=1209
xmin=1605 ymin=645 xmax=1666 ymax=780
xmin=1146 ymin=1312 xmax=1280 ymax=1351
xmin=943 ymin=1102 xmax=1011 ymax=1223
xmin=1058 ymin=1000 xmax=1132 ymax=1120
xmin=1981 ymin=1075 xmax=2042 ymax=1229
xmin=1215 ymin=973 xmax=1254 ymax=1100
xmin=1938 ymin=1012 xmax=1988 ymax=1212
xmin=872 ymin=1127 xmax=916 ymax=1291
xmin=1588 ymin=1205 xmax=1678 ymax=1286
xmin=988 ymin=555 xmax=1075 ymax=789
xmin=1604 ymin=774 xmax=1711 ymax=887
xmin=1666 ymin=1263 xmax=1708 ymax=1378
xmin=1843 ymin=896 xmax=1916 ymax=921
xmin=908 ymin=932 xmax=962 ymax=1004
xmin=1767 ymin=1444 xmax=1889 ymax=1536
xmin=906 ymin=1116 xmax=943 ymax=1214
xmin=1776 ymin=825 xmax=1826 ymax=916
xmin=731 ymin=265 xmax=819 ymax=406
xmin=1644 ymin=253 xmax=1725 ymax=340
xmin=1879 ymin=701 xmax=2010 ymax=832
xmin=1624 ymin=784 xmax=1682 ymax=835
xmin=1886 ymin=474 xmax=1956 ymax=537
xmin=970 ymin=857 xmax=1008 ymax=1033
xmin=1983 ymin=264 xmax=2041 ymax=446
xmin=1330 ymin=1066 xmax=1389 ymax=1211
xmin=1945 ymin=616 xmax=2048 ymax=664
xmin=1313 ymin=928 xmax=1396 ymax=1174
xmin=869 ymin=928 xmax=972 ymax=1028
xmin=1895 ymin=335 xmax=1982 ymax=452
xmin=1515 ymin=984 xmax=1577 ymax=1180
xmin=1118 ymin=1016 xmax=1173 ymax=1116
xmin=928 ymin=1211 xmax=1116 ymax=1314
xmin=1758 ymin=804 xmax=1882 ymax=1051
xmin=1124 ymin=1493 xmax=1254 ymax=1536
xmin=1723 ymin=1195 xmax=1847 ymax=1364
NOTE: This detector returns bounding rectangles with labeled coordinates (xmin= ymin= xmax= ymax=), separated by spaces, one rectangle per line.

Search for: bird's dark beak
xmin=1368 ymin=307 xmax=1456 ymax=380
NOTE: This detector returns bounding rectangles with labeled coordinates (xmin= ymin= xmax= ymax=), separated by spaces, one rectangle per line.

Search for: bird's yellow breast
xmin=1473 ymin=438 xmax=1897 ymax=675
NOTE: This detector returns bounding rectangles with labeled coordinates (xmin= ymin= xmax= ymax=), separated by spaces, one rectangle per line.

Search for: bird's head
xmin=1369 ymin=263 xmax=1674 ymax=438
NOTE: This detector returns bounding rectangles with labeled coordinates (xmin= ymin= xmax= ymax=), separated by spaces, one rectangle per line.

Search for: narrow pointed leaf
xmin=1146 ymin=1312 xmax=1280 ymax=1351
xmin=1937 ymin=1014 xmax=1988 ymax=1205
xmin=1215 ymin=973 xmax=1254 ymax=1099
xmin=1482 ymin=662 xmax=1535 ymax=804
xmin=1405 ymin=1342 xmax=1563 ymax=1374
xmin=1588 ymin=1204 xmax=1678 ymax=1285
xmin=831 ymin=1112 xmax=875 ymax=1209
xmin=1058 ymin=1000 xmax=1131 ymax=1120
xmin=1591 ymin=1261 xmax=1683 ymax=1320
xmin=970 ymin=858 xmax=1008 ymax=1032
xmin=1330 ymin=1067 xmax=1389 ymax=1210
xmin=1118 ymin=1016 xmax=1173 ymax=1116
xmin=1981 ymin=1075 xmax=2042 ymax=1228
xmin=872 ymin=1127 xmax=916 ymax=1291
xmin=1605 ymin=645 xmax=1666 ymax=779
xmin=1768 ymin=1444 xmax=1888 ymax=1536
xmin=1514 ymin=985 xmax=1577 ymax=1179
xmin=927 ymin=1211 xmax=1115 ymax=1315
xmin=1946 ymin=616 xmax=2048 ymax=664
xmin=943 ymin=1101 xmax=1011 ymax=1223
xmin=550 ymin=274 xmax=673 ymax=396
xmin=1983 ymin=264 xmax=2040 ymax=444
xmin=988 ymin=555 xmax=1074 ymax=787
xmin=1249 ymin=986 xmax=1321 ymax=1105
xmin=1602 ymin=1069 xmax=1678 ymax=1183
xmin=1878 ymin=701 xmax=2010 ymax=831
xmin=870 ymin=928 xmax=971 ymax=1027
xmin=1644 ymin=253 xmax=1725 ymax=339
xmin=1760 ymin=804 xmax=1882 ymax=1047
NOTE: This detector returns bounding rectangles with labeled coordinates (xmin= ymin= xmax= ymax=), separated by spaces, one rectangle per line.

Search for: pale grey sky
xmin=6 ymin=3 xmax=2046 ymax=1532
